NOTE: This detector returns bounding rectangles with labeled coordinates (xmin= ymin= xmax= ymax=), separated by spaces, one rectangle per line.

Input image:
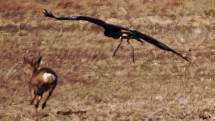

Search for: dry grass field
xmin=0 ymin=0 xmax=215 ymax=121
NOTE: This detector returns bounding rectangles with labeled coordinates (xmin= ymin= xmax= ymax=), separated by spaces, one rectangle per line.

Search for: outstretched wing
xmin=131 ymin=30 xmax=189 ymax=61
xmin=43 ymin=9 xmax=129 ymax=31
xmin=43 ymin=9 xmax=107 ymax=28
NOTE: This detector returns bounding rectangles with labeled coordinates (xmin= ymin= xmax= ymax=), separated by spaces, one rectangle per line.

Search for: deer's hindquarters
xmin=42 ymin=72 xmax=56 ymax=83
xmin=32 ymin=72 xmax=57 ymax=95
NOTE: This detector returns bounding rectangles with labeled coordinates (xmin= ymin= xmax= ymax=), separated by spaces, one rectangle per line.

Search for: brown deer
xmin=23 ymin=56 xmax=58 ymax=113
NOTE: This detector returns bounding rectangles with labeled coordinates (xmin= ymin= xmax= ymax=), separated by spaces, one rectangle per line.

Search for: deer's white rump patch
xmin=43 ymin=72 xmax=55 ymax=83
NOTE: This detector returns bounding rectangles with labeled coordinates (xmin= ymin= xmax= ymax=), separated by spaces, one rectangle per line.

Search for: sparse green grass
xmin=0 ymin=0 xmax=215 ymax=121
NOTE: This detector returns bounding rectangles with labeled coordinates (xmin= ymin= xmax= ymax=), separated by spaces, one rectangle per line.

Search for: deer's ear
xmin=36 ymin=56 xmax=42 ymax=65
xmin=23 ymin=57 xmax=32 ymax=65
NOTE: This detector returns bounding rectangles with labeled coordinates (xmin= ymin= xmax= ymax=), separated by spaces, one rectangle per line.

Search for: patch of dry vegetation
xmin=0 ymin=0 xmax=215 ymax=121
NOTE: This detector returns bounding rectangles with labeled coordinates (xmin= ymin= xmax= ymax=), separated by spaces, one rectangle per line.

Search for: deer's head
xmin=23 ymin=56 xmax=42 ymax=72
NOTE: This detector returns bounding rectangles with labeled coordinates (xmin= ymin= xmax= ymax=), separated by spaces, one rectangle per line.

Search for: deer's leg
xmin=34 ymin=86 xmax=44 ymax=111
xmin=33 ymin=95 xmax=42 ymax=114
xmin=42 ymin=84 xmax=56 ymax=109
xmin=35 ymin=95 xmax=42 ymax=108
xmin=30 ymin=89 xmax=36 ymax=105
xmin=113 ymin=38 xmax=123 ymax=57
xmin=127 ymin=39 xmax=135 ymax=63
xmin=29 ymin=86 xmax=37 ymax=105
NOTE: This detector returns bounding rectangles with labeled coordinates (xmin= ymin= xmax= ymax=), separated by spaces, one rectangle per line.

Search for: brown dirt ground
xmin=0 ymin=0 xmax=215 ymax=121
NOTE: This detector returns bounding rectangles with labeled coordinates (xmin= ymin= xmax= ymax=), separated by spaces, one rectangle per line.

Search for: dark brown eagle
xmin=43 ymin=9 xmax=189 ymax=62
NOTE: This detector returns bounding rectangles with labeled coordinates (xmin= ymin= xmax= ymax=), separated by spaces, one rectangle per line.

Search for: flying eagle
xmin=43 ymin=9 xmax=189 ymax=62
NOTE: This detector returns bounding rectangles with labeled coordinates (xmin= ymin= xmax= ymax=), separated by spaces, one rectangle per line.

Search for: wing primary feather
xmin=43 ymin=9 xmax=78 ymax=20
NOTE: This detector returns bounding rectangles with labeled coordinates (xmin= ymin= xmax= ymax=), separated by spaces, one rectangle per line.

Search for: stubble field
xmin=0 ymin=0 xmax=215 ymax=121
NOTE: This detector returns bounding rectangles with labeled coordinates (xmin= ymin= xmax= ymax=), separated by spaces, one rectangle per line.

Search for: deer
xmin=23 ymin=56 xmax=58 ymax=113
